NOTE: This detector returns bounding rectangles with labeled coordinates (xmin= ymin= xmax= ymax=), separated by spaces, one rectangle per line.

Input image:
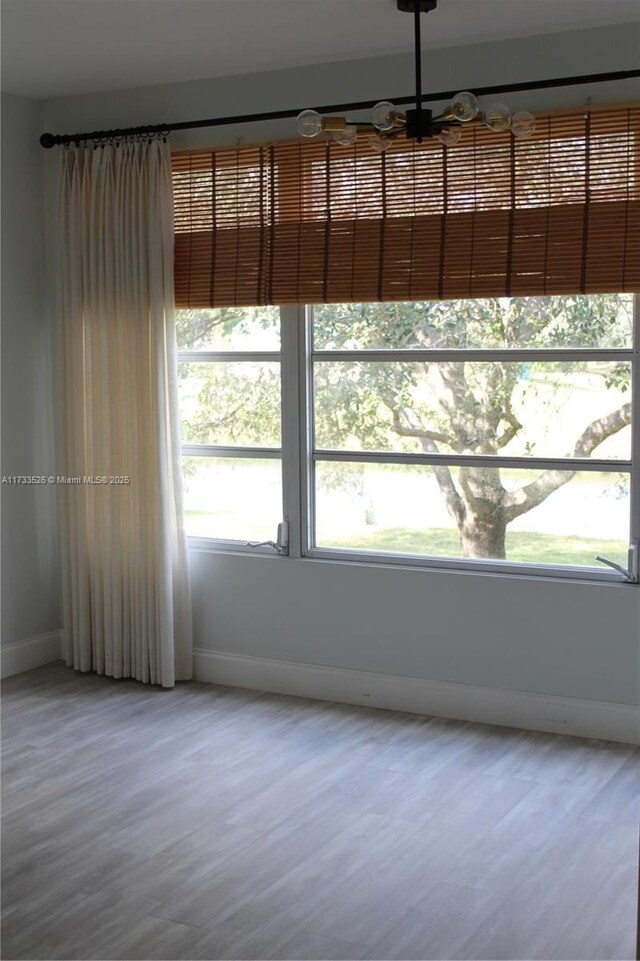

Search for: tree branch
xmin=568 ymin=402 xmax=631 ymax=458
xmin=504 ymin=402 xmax=631 ymax=521
xmin=425 ymin=443 xmax=465 ymax=526
xmin=496 ymin=410 xmax=522 ymax=448
xmin=390 ymin=408 xmax=450 ymax=446
xmin=386 ymin=407 xmax=463 ymax=524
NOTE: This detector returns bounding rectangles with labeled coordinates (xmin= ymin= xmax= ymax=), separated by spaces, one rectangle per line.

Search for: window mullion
xmin=178 ymin=351 xmax=281 ymax=363
xmin=312 ymin=348 xmax=634 ymax=364
xmin=301 ymin=306 xmax=315 ymax=555
xmin=181 ymin=445 xmax=281 ymax=459
xmin=280 ymin=305 xmax=304 ymax=558
xmin=313 ymin=449 xmax=631 ymax=473
xmin=629 ymin=292 xmax=640 ymax=548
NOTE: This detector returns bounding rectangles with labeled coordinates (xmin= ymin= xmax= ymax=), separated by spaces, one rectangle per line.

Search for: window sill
xmin=186 ymin=537 xmax=635 ymax=586
xmin=304 ymin=547 xmax=634 ymax=586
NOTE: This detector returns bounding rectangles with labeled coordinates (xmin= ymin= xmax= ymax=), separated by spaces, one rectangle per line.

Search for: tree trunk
xmin=456 ymin=466 xmax=508 ymax=559
xmin=459 ymin=511 xmax=507 ymax=559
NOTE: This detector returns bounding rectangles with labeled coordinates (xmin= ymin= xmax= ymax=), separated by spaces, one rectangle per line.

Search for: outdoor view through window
xmin=177 ymin=294 xmax=634 ymax=574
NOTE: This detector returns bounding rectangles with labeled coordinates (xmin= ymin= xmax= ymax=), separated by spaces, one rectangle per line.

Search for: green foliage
xmin=176 ymin=307 xmax=281 ymax=450
xmin=176 ymin=306 xmax=278 ymax=350
xmin=313 ymin=295 xmax=632 ymax=351
xmin=313 ymin=295 xmax=632 ymax=460
xmin=180 ymin=362 xmax=280 ymax=447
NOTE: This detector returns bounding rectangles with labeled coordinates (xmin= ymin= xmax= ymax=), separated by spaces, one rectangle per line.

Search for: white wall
xmin=36 ymin=22 xmax=640 ymax=726
xmin=42 ymin=22 xmax=640 ymax=151
xmin=190 ymin=551 xmax=640 ymax=705
xmin=1 ymin=93 xmax=61 ymax=659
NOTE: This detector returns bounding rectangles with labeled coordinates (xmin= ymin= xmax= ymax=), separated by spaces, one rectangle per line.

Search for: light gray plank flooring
xmin=1 ymin=663 xmax=638 ymax=960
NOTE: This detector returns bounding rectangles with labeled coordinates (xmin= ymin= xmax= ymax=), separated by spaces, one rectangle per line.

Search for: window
xmin=176 ymin=306 xmax=283 ymax=546
xmin=172 ymin=105 xmax=639 ymax=580
xmin=307 ymin=294 xmax=637 ymax=576
xmin=176 ymin=294 xmax=638 ymax=582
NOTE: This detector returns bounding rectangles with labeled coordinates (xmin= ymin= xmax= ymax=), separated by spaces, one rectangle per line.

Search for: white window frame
xmin=179 ymin=297 xmax=639 ymax=584
xmin=298 ymin=296 xmax=639 ymax=584
xmin=178 ymin=336 xmax=285 ymax=555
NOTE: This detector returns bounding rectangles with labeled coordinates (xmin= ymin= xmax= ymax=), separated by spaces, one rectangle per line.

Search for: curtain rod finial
xmin=39 ymin=133 xmax=57 ymax=149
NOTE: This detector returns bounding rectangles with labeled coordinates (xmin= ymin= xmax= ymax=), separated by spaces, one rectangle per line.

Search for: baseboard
xmin=1 ymin=631 xmax=63 ymax=678
xmin=193 ymin=648 xmax=640 ymax=745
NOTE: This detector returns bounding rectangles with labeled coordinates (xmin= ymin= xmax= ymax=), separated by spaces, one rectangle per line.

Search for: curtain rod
xmin=39 ymin=69 xmax=640 ymax=148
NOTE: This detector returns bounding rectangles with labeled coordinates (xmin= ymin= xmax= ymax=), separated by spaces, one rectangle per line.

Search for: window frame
xmin=178 ymin=297 xmax=639 ymax=584
xmin=177 ymin=329 xmax=285 ymax=555
xmin=298 ymin=295 xmax=639 ymax=584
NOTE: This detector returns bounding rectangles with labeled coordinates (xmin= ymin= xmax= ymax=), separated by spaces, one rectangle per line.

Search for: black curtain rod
xmin=39 ymin=68 xmax=640 ymax=148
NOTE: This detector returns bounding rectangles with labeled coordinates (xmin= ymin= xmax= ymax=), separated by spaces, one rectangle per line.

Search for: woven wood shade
xmin=173 ymin=106 xmax=640 ymax=307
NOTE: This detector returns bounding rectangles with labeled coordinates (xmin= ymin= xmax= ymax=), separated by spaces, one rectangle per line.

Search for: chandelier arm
xmin=333 ymin=120 xmax=404 ymax=136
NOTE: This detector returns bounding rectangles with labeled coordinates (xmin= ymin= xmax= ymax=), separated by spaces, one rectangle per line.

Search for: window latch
xmin=247 ymin=520 xmax=289 ymax=556
xmin=596 ymin=540 xmax=638 ymax=583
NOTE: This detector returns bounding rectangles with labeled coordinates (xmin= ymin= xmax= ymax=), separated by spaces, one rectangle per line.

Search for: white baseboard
xmin=1 ymin=630 xmax=63 ymax=678
xmin=193 ymin=648 xmax=640 ymax=745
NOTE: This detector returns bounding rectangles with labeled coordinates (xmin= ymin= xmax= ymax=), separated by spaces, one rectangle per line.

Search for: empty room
xmin=1 ymin=1 xmax=640 ymax=959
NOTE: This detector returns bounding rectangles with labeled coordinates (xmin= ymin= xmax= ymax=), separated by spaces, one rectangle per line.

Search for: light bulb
xmin=437 ymin=126 xmax=462 ymax=147
xmin=332 ymin=126 xmax=358 ymax=147
xmin=371 ymin=101 xmax=398 ymax=132
xmin=296 ymin=109 xmax=323 ymax=138
xmin=483 ymin=103 xmax=512 ymax=133
xmin=450 ymin=91 xmax=479 ymax=123
xmin=512 ymin=110 xmax=536 ymax=139
xmin=368 ymin=136 xmax=391 ymax=153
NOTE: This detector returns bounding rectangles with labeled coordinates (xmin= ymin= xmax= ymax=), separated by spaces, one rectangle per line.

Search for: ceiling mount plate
xmin=397 ymin=0 xmax=437 ymax=12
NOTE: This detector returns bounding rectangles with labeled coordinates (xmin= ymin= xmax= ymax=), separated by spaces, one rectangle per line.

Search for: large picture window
xmin=175 ymin=294 xmax=638 ymax=580
xmin=307 ymin=294 xmax=635 ymax=572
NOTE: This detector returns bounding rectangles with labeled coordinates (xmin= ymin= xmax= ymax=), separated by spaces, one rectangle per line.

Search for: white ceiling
xmin=2 ymin=0 xmax=639 ymax=100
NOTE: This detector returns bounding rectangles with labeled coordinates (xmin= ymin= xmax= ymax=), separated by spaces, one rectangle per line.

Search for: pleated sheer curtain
xmin=58 ymin=138 xmax=192 ymax=688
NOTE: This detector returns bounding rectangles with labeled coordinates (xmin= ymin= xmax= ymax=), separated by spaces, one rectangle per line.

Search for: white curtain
xmin=57 ymin=139 xmax=192 ymax=688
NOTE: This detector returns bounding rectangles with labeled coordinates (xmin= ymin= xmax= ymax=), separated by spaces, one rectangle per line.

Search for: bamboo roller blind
xmin=172 ymin=106 xmax=640 ymax=307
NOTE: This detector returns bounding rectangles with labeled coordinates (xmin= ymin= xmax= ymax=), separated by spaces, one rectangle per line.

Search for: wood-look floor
xmin=1 ymin=663 xmax=638 ymax=961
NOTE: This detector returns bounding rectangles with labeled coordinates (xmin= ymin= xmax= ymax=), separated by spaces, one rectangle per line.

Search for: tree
xmin=313 ymin=296 xmax=631 ymax=558
xmin=176 ymin=295 xmax=632 ymax=559
xmin=176 ymin=306 xmax=281 ymax=456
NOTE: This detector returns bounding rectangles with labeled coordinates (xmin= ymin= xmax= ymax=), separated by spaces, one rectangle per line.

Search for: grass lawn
xmin=185 ymin=510 xmax=627 ymax=568
xmin=320 ymin=526 xmax=627 ymax=567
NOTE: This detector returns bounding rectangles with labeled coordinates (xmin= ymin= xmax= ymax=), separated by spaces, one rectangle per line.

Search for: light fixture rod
xmin=39 ymin=69 xmax=640 ymax=148
xmin=414 ymin=2 xmax=423 ymax=143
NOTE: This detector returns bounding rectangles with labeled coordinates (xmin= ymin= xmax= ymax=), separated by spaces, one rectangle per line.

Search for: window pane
xmin=176 ymin=306 xmax=280 ymax=351
xmin=314 ymin=462 xmax=629 ymax=568
xmin=183 ymin=457 xmax=282 ymax=541
xmin=179 ymin=362 xmax=281 ymax=447
xmin=313 ymin=295 xmax=633 ymax=351
xmin=314 ymin=361 xmax=631 ymax=459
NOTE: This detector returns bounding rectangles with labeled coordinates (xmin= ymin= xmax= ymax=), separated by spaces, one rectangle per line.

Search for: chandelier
xmin=296 ymin=0 xmax=536 ymax=152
